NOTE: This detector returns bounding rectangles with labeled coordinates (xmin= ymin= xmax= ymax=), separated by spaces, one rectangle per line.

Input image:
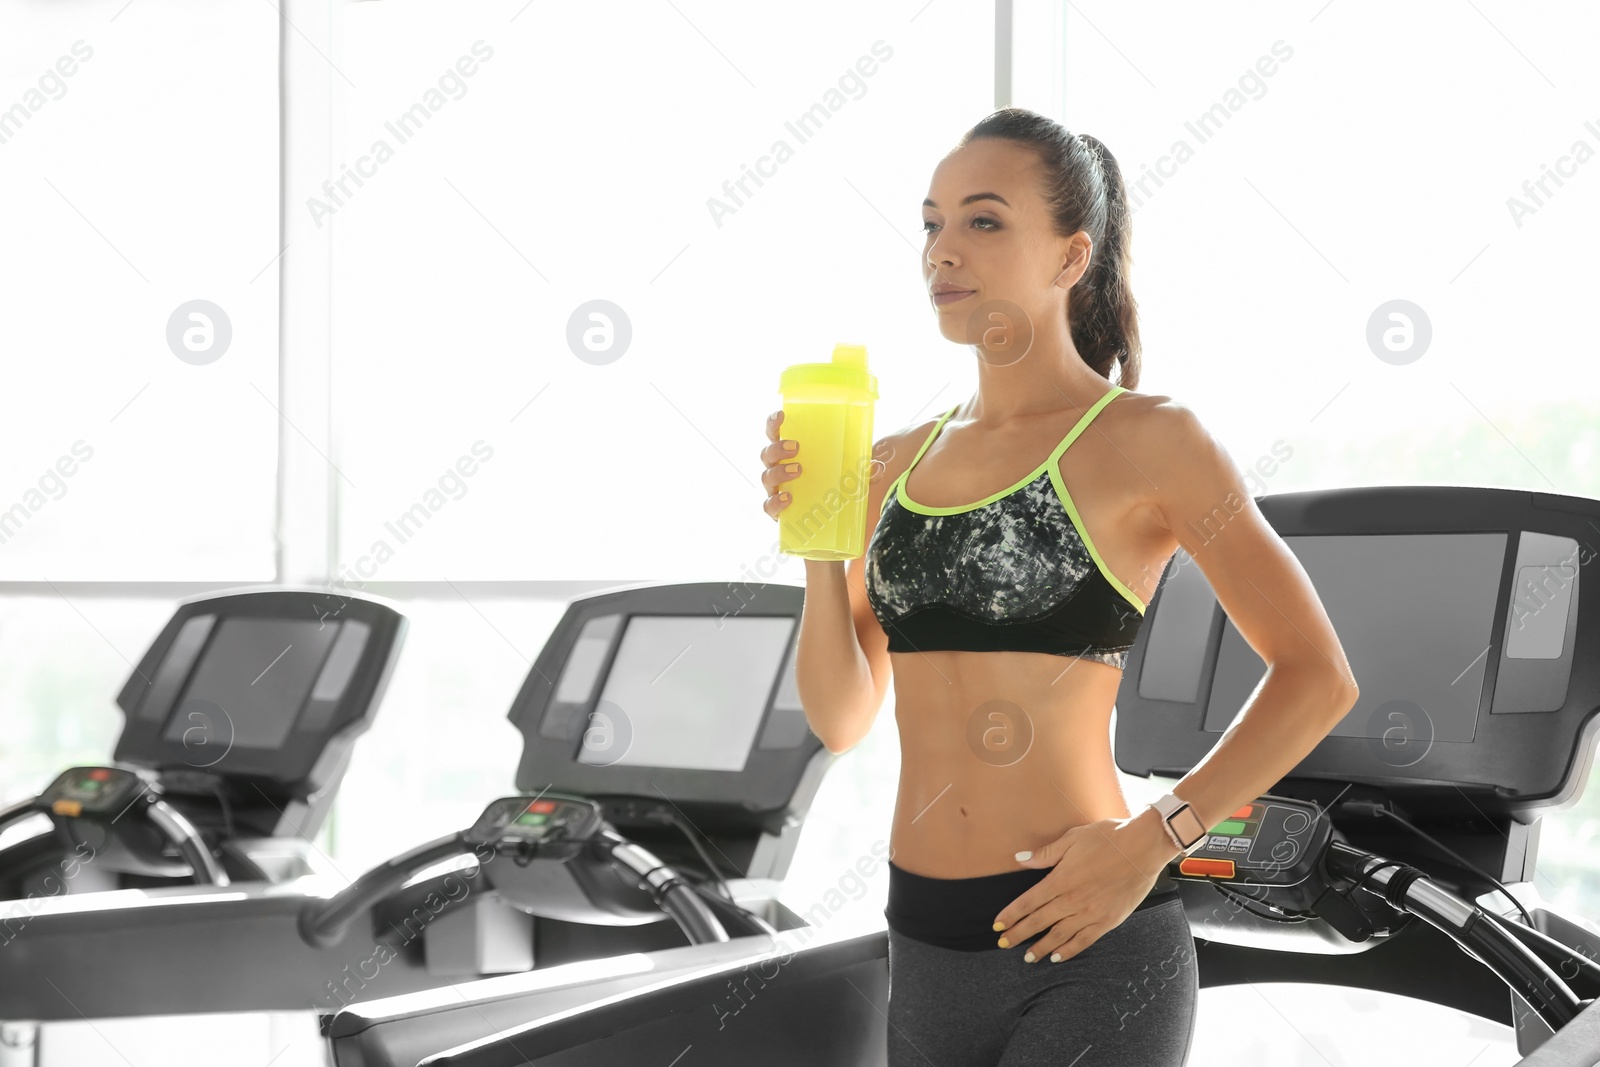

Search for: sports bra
xmin=863 ymin=385 xmax=1147 ymax=669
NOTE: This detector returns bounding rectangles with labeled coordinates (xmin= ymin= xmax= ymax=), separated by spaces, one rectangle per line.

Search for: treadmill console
xmin=1170 ymin=795 xmax=1331 ymax=895
xmin=112 ymin=587 xmax=407 ymax=805
xmin=506 ymin=582 xmax=819 ymax=826
xmin=463 ymin=794 xmax=603 ymax=852
xmin=1118 ymin=486 xmax=1600 ymax=816
xmin=39 ymin=766 xmax=145 ymax=820
xmin=500 ymin=581 xmax=822 ymax=888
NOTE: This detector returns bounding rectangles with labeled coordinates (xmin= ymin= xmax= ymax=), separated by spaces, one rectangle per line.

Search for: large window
xmin=0 ymin=0 xmax=996 ymax=920
xmin=0 ymin=3 xmax=280 ymax=580
xmin=1013 ymin=0 xmax=1599 ymax=502
xmin=327 ymin=1 xmax=995 ymax=581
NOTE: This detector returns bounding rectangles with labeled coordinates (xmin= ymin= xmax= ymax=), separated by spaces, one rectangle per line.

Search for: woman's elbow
xmin=1328 ymin=671 xmax=1359 ymax=712
xmin=1278 ymin=656 xmax=1359 ymax=713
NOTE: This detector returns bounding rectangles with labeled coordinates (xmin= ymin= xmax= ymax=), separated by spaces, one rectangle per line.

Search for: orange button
xmin=1179 ymin=857 xmax=1236 ymax=879
xmin=51 ymin=799 xmax=83 ymax=817
xmin=88 ymin=769 xmax=112 ymax=781
xmin=1231 ymin=803 xmax=1256 ymax=819
xmin=528 ymin=800 xmax=557 ymax=814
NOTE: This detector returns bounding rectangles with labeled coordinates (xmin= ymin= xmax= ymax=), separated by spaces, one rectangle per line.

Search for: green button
xmin=1209 ymin=819 xmax=1248 ymax=836
xmin=516 ymin=812 xmax=547 ymax=826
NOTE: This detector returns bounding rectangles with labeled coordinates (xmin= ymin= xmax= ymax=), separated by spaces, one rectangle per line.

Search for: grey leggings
xmin=886 ymin=896 xmax=1198 ymax=1066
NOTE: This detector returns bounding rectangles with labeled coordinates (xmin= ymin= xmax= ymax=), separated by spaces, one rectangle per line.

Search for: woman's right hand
xmin=761 ymin=410 xmax=801 ymax=519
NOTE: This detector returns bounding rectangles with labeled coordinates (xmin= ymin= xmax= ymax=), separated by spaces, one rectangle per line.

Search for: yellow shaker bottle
xmin=777 ymin=343 xmax=880 ymax=560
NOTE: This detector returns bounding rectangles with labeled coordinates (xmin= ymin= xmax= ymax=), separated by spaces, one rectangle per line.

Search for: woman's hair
xmin=956 ymin=108 xmax=1140 ymax=389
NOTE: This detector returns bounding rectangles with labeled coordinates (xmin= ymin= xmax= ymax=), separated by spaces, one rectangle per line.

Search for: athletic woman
xmin=760 ymin=107 xmax=1358 ymax=1066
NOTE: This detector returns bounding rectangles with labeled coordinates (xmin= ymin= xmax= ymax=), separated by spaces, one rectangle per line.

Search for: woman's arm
xmin=1124 ymin=400 xmax=1360 ymax=865
xmin=792 ymin=432 xmax=902 ymax=753
xmin=795 ymin=555 xmax=891 ymax=753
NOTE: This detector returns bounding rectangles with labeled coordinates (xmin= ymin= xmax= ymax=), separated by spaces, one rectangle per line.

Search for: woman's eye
xmin=922 ymin=217 xmax=998 ymax=234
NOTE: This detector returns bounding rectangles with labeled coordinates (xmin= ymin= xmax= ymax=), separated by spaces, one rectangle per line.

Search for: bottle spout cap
xmin=832 ymin=343 xmax=867 ymax=369
xmin=779 ymin=343 xmax=877 ymax=398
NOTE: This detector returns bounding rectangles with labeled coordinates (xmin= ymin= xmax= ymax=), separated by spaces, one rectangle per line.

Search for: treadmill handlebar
xmin=297 ymin=832 xmax=470 ymax=949
xmin=1326 ymin=842 xmax=1588 ymax=1029
xmin=17 ymin=767 xmax=231 ymax=887
xmin=0 ymin=796 xmax=41 ymax=835
xmin=296 ymin=822 xmax=733 ymax=952
xmin=146 ymin=799 xmax=229 ymax=887
xmin=600 ymin=830 xmax=729 ymax=945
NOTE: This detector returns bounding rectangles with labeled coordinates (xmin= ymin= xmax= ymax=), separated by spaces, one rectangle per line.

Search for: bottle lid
xmin=779 ymin=343 xmax=878 ymax=398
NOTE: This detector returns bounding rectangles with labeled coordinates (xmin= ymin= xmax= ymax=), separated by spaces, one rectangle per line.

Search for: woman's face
xmin=921 ymin=138 xmax=1091 ymax=349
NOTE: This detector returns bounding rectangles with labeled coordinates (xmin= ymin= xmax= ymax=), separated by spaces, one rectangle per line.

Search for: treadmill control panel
xmin=462 ymin=793 xmax=604 ymax=849
xmin=1166 ymin=795 xmax=1329 ymax=886
xmin=39 ymin=766 xmax=146 ymax=819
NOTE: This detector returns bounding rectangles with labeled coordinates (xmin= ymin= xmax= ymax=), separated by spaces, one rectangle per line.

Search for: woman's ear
xmin=1053 ymin=233 xmax=1094 ymax=289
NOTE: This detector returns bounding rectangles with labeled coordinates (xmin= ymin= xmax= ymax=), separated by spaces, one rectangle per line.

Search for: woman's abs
xmin=887 ymin=685 xmax=1132 ymax=877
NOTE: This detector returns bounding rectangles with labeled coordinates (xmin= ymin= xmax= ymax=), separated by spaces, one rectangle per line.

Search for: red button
xmin=88 ymin=769 xmax=112 ymax=781
xmin=528 ymin=800 xmax=557 ymax=814
xmin=1231 ymin=803 xmax=1256 ymax=819
xmin=1179 ymin=857 xmax=1237 ymax=879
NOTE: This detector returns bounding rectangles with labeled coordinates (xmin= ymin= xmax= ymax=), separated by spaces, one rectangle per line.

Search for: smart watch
xmin=1150 ymin=791 xmax=1210 ymax=856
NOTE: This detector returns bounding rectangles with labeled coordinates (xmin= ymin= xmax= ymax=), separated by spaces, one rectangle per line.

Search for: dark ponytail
xmin=958 ymin=109 xmax=1140 ymax=389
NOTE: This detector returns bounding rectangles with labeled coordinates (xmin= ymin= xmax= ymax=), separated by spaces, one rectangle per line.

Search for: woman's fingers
xmin=761 ymin=410 xmax=800 ymax=518
xmin=761 ymin=457 xmax=801 ymax=491
xmin=761 ymin=413 xmax=798 ymax=465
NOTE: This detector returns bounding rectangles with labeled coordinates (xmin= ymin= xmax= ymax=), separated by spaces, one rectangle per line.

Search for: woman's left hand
xmin=993 ymin=815 xmax=1175 ymax=963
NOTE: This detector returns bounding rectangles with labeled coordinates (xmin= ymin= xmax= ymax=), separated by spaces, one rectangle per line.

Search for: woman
xmin=760 ymin=108 xmax=1358 ymax=1066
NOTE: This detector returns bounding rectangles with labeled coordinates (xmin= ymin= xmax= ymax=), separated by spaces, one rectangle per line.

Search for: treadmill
xmin=314 ymin=486 xmax=1600 ymax=1067
xmin=0 ymin=586 xmax=407 ymax=899
xmin=0 ymin=586 xmax=410 ymax=1063
xmin=0 ymin=581 xmax=821 ymax=1043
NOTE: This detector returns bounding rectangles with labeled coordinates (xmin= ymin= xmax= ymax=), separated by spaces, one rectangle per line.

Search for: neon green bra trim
xmin=881 ymin=385 xmax=1145 ymax=615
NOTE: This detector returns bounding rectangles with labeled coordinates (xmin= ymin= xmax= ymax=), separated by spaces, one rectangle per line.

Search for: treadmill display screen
xmin=162 ymin=617 xmax=342 ymax=751
xmin=1202 ymin=532 xmax=1507 ymax=742
xmin=577 ymin=614 xmax=795 ymax=772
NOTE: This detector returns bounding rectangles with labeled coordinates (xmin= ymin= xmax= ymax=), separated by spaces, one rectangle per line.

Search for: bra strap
xmin=896 ymin=405 xmax=958 ymax=487
xmin=1045 ymin=386 xmax=1126 ymax=466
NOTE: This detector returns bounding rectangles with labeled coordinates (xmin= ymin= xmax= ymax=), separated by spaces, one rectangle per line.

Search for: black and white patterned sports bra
xmin=863 ymin=385 xmax=1147 ymax=669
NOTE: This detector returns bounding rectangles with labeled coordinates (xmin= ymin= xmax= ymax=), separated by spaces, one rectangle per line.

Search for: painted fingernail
xmin=1015 ymin=850 xmax=1031 ymax=861
xmin=997 ymin=937 xmax=1010 ymax=948
xmin=783 ymin=440 xmax=796 ymax=451
xmin=992 ymin=921 xmax=1006 ymax=931
xmin=1024 ymin=951 xmax=1035 ymax=962
xmin=1050 ymin=952 xmax=1062 ymax=963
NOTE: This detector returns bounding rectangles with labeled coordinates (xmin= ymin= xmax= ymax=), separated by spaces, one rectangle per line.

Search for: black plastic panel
xmin=508 ymin=582 xmax=819 ymax=815
xmin=113 ymin=588 xmax=407 ymax=795
xmin=1117 ymin=485 xmax=1600 ymax=814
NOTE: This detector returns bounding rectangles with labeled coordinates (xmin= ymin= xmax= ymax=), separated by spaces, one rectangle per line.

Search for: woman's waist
xmin=887 ymin=792 xmax=1147 ymax=894
xmin=884 ymin=858 xmax=1181 ymax=952
xmin=892 ymin=768 xmax=1130 ymax=838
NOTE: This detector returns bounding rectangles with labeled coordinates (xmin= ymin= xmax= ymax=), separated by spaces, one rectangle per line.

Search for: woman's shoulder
xmin=1111 ymin=389 xmax=1245 ymax=516
xmin=1112 ymin=387 xmax=1199 ymax=440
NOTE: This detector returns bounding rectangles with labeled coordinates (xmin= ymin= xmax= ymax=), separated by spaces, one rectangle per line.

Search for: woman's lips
xmin=932 ymin=289 xmax=975 ymax=306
